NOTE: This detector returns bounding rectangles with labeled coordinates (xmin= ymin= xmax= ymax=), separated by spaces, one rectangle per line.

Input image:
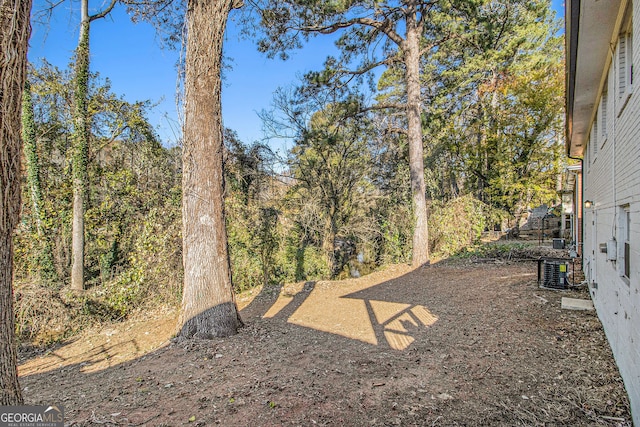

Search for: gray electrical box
xmin=606 ymin=239 xmax=617 ymax=261
xmin=553 ymin=238 xmax=565 ymax=249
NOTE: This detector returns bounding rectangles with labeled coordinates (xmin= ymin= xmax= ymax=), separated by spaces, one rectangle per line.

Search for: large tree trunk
xmin=322 ymin=213 xmax=338 ymax=277
xmin=0 ymin=0 xmax=31 ymax=406
xmin=404 ymin=5 xmax=430 ymax=266
xmin=177 ymin=0 xmax=242 ymax=339
xmin=71 ymin=3 xmax=90 ymax=291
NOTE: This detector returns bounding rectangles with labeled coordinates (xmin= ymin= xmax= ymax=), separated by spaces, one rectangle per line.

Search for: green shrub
xmin=99 ymin=267 xmax=144 ymax=319
xmin=428 ymin=195 xmax=491 ymax=258
xmin=453 ymin=241 xmax=534 ymax=260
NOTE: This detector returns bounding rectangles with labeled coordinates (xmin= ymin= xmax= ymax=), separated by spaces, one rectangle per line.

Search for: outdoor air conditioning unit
xmin=540 ymin=259 xmax=569 ymax=290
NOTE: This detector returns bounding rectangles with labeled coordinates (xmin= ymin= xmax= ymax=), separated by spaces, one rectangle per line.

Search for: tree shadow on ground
xmin=340 ymin=267 xmax=439 ymax=350
xmin=18 ymin=263 xmax=632 ymax=426
xmin=249 ymin=266 xmax=443 ymax=351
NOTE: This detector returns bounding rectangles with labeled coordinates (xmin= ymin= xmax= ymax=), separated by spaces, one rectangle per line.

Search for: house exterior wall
xmin=581 ymin=2 xmax=640 ymax=422
xmin=576 ymin=173 xmax=583 ymax=257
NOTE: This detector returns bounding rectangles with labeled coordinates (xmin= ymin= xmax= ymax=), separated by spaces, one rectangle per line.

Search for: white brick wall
xmin=582 ymin=3 xmax=640 ymax=424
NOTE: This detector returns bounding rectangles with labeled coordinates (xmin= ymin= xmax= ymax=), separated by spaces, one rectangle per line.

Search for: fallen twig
xmin=534 ymin=294 xmax=548 ymax=304
xmin=599 ymin=415 xmax=627 ymax=422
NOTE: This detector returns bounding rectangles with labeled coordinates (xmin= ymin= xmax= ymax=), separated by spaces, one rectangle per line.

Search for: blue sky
xmin=28 ymin=1 xmax=339 ymax=152
xmin=28 ymin=0 xmax=565 ymax=152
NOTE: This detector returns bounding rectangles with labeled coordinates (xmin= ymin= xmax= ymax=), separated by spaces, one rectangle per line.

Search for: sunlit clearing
xmin=370 ymin=300 xmax=412 ymax=324
xmin=19 ymin=315 xmax=176 ymax=376
xmin=372 ymin=302 xmax=438 ymax=350
xmin=262 ymin=294 xmax=296 ymax=319
xmin=263 ymin=282 xmax=438 ymax=351
xmin=282 ymin=290 xmax=378 ymax=345
xmin=384 ymin=330 xmax=415 ymax=350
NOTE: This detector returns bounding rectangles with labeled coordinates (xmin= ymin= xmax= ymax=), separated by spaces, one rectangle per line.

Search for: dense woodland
xmin=13 ymin=0 xmax=564 ymax=339
xmin=2 ymin=0 xmax=564 ymax=404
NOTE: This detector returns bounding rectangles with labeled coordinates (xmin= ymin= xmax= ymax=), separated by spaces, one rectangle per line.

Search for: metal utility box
xmin=538 ymin=258 xmax=570 ymax=290
xmin=607 ymin=239 xmax=617 ymax=261
xmin=553 ymin=238 xmax=565 ymax=249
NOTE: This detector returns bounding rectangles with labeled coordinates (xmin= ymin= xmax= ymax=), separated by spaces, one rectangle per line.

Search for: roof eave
xmin=566 ymin=0 xmax=580 ymax=158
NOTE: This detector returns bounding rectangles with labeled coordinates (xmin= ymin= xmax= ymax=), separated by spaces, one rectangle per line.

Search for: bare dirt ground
xmin=19 ymin=257 xmax=632 ymax=426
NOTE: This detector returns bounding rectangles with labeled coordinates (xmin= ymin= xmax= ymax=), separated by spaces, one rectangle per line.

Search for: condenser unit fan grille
xmin=542 ymin=260 xmax=569 ymax=290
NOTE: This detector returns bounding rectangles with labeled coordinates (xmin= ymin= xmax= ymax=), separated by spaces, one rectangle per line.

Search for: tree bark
xmin=322 ymin=213 xmax=337 ymax=277
xmin=71 ymin=2 xmax=90 ymax=291
xmin=404 ymin=4 xmax=430 ymax=266
xmin=0 ymin=0 xmax=31 ymax=406
xmin=177 ymin=0 xmax=242 ymax=339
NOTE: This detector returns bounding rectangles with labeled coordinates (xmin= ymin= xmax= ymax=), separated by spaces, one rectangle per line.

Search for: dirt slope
xmin=19 ymin=261 xmax=631 ymax=426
